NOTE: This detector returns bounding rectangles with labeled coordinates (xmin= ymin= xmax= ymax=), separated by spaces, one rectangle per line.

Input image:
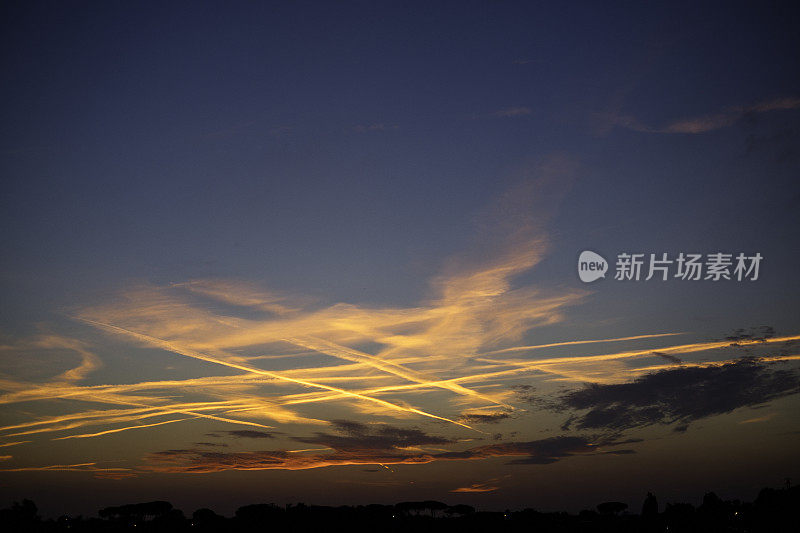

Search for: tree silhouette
xmin=3 ymin=483 xmax=800 ymax=532
xmin=98 ymin=500 xmax=173 ymax=523
xmin=445 ymin=504 xmax=475 ymax=517
xmin=596 ymin=501 xmax=628 ymax=515
xmin=641 ymin=492 xmax=658 ymax=518
xmin=0 ymin=499 xmax=40 ymax=529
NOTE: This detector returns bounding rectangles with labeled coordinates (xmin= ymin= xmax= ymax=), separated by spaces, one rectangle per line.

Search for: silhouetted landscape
xmin=2 ymin=483 xmax=798 ymax=532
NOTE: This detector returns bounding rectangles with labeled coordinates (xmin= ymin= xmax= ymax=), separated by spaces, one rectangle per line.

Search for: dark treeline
xmin=1 ymin=484 xmax=798 ymax=532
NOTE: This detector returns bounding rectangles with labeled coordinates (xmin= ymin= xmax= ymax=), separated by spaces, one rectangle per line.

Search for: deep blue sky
xmin=1 ymin=0 xmax=799 ymax=517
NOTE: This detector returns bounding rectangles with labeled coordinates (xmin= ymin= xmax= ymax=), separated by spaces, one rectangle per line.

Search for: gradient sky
xmin=1 ymin=0 xmax=800 ymax=518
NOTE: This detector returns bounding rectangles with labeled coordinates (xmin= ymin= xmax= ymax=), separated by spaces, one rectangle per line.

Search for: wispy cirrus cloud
xmin=1 ymin=155 xmax=798 ymax=479
xmin=604 ymin=96 xmax=800 ymax=134
xmin=0 ymin=461 xmax=136 ymax=480
xmin=0 ymin=157 xmax=581 ymax=467
xmin=451 ymin=478 xmax=501 ymax=493
xmin=145 ymin=434 xmax=628 ymax=473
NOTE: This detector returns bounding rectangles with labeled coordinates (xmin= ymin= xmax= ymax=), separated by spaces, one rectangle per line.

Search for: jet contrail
xmin=483 ymin=332 xmax=685 ymax=355
xmin=285 ymin=336 xmax=511 ymax=408
xmin=53 ymin=417 xmax=194 ymax=440
xmin=474 ymin=335 xmax=800 ymax=380
xmin=80 ymin=319 xmax=475 ymax=431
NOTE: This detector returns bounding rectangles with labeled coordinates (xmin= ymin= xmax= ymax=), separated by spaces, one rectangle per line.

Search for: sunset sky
xmin=1 ymin=1 xmax=799 ymax=518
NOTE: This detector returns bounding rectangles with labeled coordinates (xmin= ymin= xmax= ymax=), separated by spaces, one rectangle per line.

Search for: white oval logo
xmin=578 ymin=251 xmax=608 ymax=282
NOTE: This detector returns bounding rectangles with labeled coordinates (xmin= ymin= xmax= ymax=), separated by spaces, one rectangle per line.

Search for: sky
xmin=1 ymin=0 xmax=799 ymax=518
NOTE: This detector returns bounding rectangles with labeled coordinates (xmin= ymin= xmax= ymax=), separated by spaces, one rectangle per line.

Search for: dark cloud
xmin=559 ymin=358 xmax=800 ymax=431
xmin=193 ymin=442 xmax=229 ymax=448
xmin=652 ymin=351 xmax=682 ymax=364
xmin=435 ymin=435 xmax=635 ymax=465
xmin=560 ymin=415 xmax=577 ymax=431
xmin=596 ymin=437 xmax=644 ymax=446
xmin=500 ymin=437 xmax=598 ymax=465
xmin=600 ymin=449 xmax=636 ymax=455
xmin=511 ymin=384 xmax=537 ymax=403
xmin=293 ymin=420 xmax=454 ymax=452
xmin=145 ymin=433 xmax=633 ymax=473
xmin=459 ymin=412 xmax=511 ymax=424
xmin=725 ymin=326 xmax=775 ymax=343
xmin=329 ymin=419 xmax=369 ymax=435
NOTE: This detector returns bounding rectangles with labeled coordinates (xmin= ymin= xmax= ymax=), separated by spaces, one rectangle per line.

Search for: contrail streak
xmin=0 ymin=462 xmax=95 ymax=472
xmin=0 ymin=402 xmax=240 ymax=433
xmin=0 ymin=462 xmax=135 ymax=473
xmin=0 ymin=441 xmax=29 ymax=447
xmin=52 ymin=417 xmax=194 ymax=440
xmin=285 ymin=336 xmax=511 ymax=408
xmin=483 ymin=332 xmax=685 ymax=355
xmin=80 ymin=319 xmax=475 ymax=431
xmin=1 ymin=400 xmax=275 ymax=437
xmin=478 ymin=335 xmax=800 ymax=369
